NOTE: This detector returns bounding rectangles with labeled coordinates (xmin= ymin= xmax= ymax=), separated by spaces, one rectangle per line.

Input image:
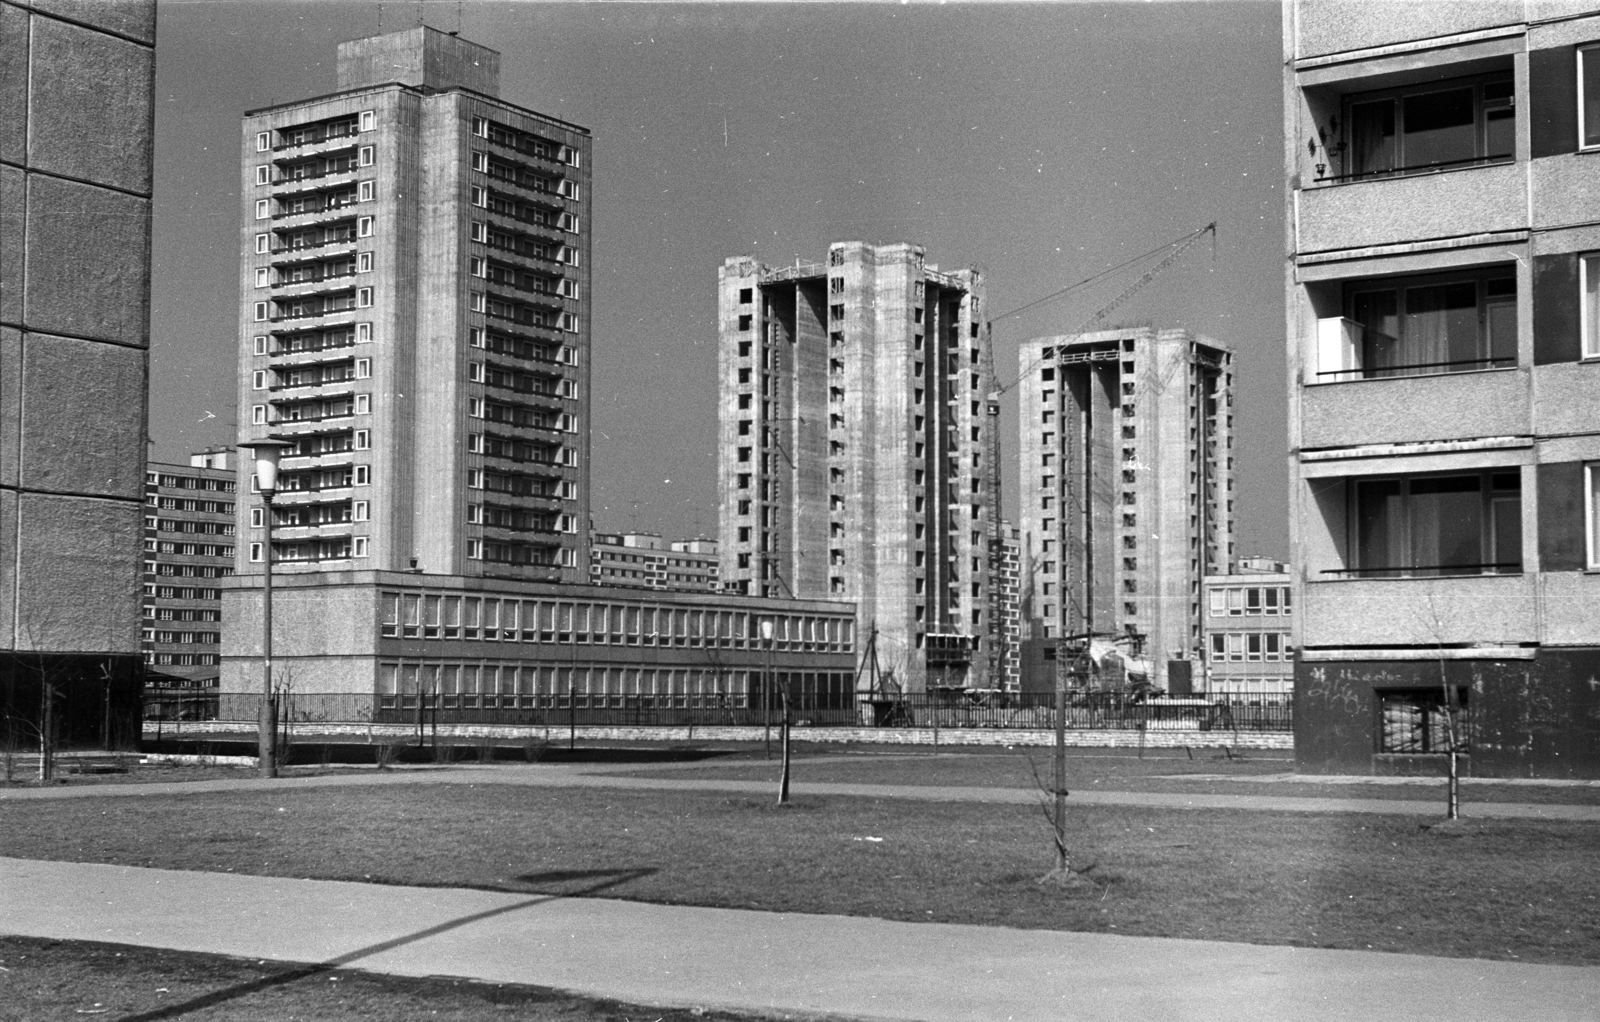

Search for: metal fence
xmin=141 ymin=689 xmax=1292 ymax=733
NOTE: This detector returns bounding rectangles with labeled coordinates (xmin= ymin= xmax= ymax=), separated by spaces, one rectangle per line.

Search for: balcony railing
xmin=1313 ymin=151 xmax=1513 ymax=185
xmin=1320 ymin=562 xmax=1522 ymax=579
xmin=1313 ymin=317 xmax=1515 ymax=382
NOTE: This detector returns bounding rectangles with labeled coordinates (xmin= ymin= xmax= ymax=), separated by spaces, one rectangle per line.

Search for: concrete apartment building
xmin=1285 ymin=0 xmax=1600 ymax=776
xmin=237 ymin=26 xmax=590 ymax=583
xmin=142 ymin=449 xmax=238 ymax=719
xmin=716 ymin=243 xmax=998 ymax=692
xmin=0 ymin=0 xmax=156 ymax=750
xmin=1201 ymin=562 xmax=1293 ymax=696
xmin=591 ymin=532 xmax=719 ymax=592
xmin=1017 ymin=328 xmax=1235 ymax=695
xmin=996 ymin=522 xmax=1022 ymax=692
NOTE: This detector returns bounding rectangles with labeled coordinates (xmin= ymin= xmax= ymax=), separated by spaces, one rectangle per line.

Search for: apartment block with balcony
xmin=142 ymin=449 xmax=237 ymax=719
xmin=236 ymin=26 xmax=590 ymax=584
xmin=591 ymin=532 xmax=720 ymax=592
xmin=1017 ymin=328 xmax=1235 ymax=696
xmin=716 ymin=243 xmax=996 ymax=692
xmin=1285 ymin=0 xmax=1600 ymax=777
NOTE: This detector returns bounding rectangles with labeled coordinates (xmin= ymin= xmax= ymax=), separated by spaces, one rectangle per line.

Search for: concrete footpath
xmin=2 ymin=856 xmax=1595 ymax=1022
xmin=4 ymin=762 xmax=1599 ymax=821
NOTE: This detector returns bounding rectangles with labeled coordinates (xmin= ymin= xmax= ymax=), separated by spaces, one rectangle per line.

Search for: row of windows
xmin=143 ymin=585 xmax=223 ymax=600
xmin=1207 ymin=633 xmax=1293 ymax=663
xmin=252 ymin=284 xmax=373 ymax=322
xmin=1207 ymin=586 xmax=1292 ymax=616
xmin=146 ymin=542 xmax=234 ymax=558
xmin=254 ymin=145 xmax=374 ymax=187
xmin=379 ymin=591 xmax=855 ymax=652
xmin=143 ymin=607 xmax=221 ymax=622
xmin=149 ymin=653 xmax=219 ymax=667
xmin=150 ymin=497 xmax=235 ymax=513
xmin=147 ymin=563 xmax=233 ymax=579
xmin=250 ymin=538 xmax=368 ymax=562
xmin=255 ymin=110 xmax=375 ymax=152
xmin=377 ymin=667 xmax=850 ymax=713
xmin=148 ymin=518 xmax=235 ymax=535
xmin=142 ymin=630 xmax=220 ymax=645
xmin=146 ymin=474 xmax=236 ymax=493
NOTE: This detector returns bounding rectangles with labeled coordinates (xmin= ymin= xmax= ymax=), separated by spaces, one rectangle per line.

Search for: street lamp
xmin=241 ymin=438 xmax=292 ymax=779
xmin=760 ymin=617 xmax=774 ymax=760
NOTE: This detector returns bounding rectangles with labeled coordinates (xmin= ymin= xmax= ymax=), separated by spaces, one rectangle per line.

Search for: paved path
xmin=4 ymin=763 xmax=1598 ymax=821
xmin=2 ymin=856 xmax=1595 ymax=1022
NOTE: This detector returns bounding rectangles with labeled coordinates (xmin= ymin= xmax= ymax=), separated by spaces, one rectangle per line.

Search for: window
xmin=254 ymin=199 xmax=269 ymax=220
xmin=254 ymin=268 xmax=269 ymax=288
xmin=251 ymin=370 xmax=267 ymax=390
xmin=471 ymin=151 xmax=487 ymax=172
xmin=467 ymin=538 xmax=483 ymax=559
xmin=1322 ymin=268 xmax=1516 ymax=380
xmin=354 ymin=465 xmax=370 ymax=485
xmin=1340 ymin=73 xmax=1513 ymax=181
xmin=256 ymin=131 xmax=270 ymax=152
xmin=1582 ymin=46 xmax=1600 ymax=150
xmin=250 ymin=507 xmax=265 ymax=528
xmin=468 ymin=398 xmax=484 ymax=418
xmin=249 ymin=543 xmax=263 ymax=562
xmin=355 ymin=358 xmax=371 ymax=379
xmin=357 ymin=216 xmax=373 ymax=237
xmin=255 ymin=165 xmax=270 ymax=186
xmin=356 ymin=322 xmax=372 ymax=342
xmin=357 ymin=287 xmax=373 ymax=308
xmin=472 ymin=117 xmax=488 ymax=138
xmin=1583 ymin=254 xmax=1600 ymax=360
xmin=470 ymin=220 xmax=486 ymax=242
xmin=253 ymin=335 xmax=269 ymax=356
xmin=470 ymin=185 xmax=487 ymax=207
xmin=1379 ymin=688 xmax=1467 ymax=753
xmin=358 ymin=145 xmax=374 ymax=167
xmin=251 ymin=404 xmax=266 ymax=425
xmin=353 ymin=500 xmax=369 ymax=522
xmin=354 ymin=429 xmax=370 ymax=450
xmin=1588 ymin=463 xmax=1600 ymax=569
xmin=467 ymin=469 xmax=484 ymax=489
xmin=359 ymin=110 xmax=376 ymax=132
xmin=470 ymin=292 xmax=485 ymax=312
xmin=358 ymin=252 xmax=373 ymax=273
xmin=1345 ymin=470 xmax=1521 ymax=578
xmin=469 ymin=257 xmax=486 ymax=278
xmin=253 ymin=302 xmax=269 ymax=322
xmin=353 ymin=537 xmax=368 ymax=557
xmin=358 ymin=180 xmax=374 ymax=202
xmin=255 ymin=233 xmax=270 ymax=254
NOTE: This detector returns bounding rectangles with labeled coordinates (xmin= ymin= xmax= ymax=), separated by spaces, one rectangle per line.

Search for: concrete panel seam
xmin=11 ymin=3 xmax=154 ymax=50
xmin=0 ymin=162 xmax=153 ymax=202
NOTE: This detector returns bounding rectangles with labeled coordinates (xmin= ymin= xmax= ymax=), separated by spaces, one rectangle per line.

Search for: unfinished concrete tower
xmin=1017 ymin=328 xmax=1235 ymax=694
xmin=717 ymin=243 xmax=996 ymax=693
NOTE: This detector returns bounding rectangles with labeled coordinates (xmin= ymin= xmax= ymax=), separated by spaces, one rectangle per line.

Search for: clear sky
xmin=149 ymin=0 xmax=1287 ymax=558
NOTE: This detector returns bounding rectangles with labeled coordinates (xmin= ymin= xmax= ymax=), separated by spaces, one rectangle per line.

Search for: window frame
xmin=1344 ymin=469 xmax=1523 ymax=578
xmin=1587 ymin=463 xmax=1600 ymax=570
xmin=1336 ymin=69 xmax=1515 ymax=183
xmin=1582 ymin=253 xmax=1600 ymax=360
xmin=1581 ymin=45 xmax=1600 ymax=152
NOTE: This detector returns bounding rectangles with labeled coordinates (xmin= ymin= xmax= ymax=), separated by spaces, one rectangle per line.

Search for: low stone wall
xmin=142 ymin=719 xmax=1292 ymax=751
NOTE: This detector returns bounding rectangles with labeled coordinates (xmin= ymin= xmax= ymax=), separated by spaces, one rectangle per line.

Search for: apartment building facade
xmin=591 ymin=532 xmax=719 ymax=592
xmin=1200 ymin=565 xmax=1293 ymax=696
xmin=237 ymin=26 xmax=590 ymax=584
xmin=0 ymin=0 xmax=156 ymax=750
xmin=716 ymin=243 xmax=997 ymax=692
xmin=1017 ymin=328 xmax=1235 ymax=695
xmin=1286 ymin=0 xmax=1600 ymax=776
xmin=143 ymin=449 xmax=237 ymax=718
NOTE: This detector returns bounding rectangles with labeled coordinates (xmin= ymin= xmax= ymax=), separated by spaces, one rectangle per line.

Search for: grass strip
xmin=0 ymin=935 xmax=781 ymax=1022
xmin=3 ymin=782 xmax=1597 ymax=966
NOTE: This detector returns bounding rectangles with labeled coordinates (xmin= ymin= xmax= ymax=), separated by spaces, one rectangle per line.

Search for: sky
xmin=149 ymin=0 xmax=1287 ymax=558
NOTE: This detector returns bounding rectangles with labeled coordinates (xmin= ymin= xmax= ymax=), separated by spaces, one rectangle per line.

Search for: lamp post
xmin=241 ymin=438 xmax=292 ymax=779
xmin=760 ymin=617 xmax=774 ymax=759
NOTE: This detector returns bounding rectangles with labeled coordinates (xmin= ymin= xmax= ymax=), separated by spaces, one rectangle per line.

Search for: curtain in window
xmin=1403 ymin=283 xmax=1477 ymax=372
xmin=1349 ymin=100 xmax=1395 ymax=176
xmin=1402 ymin=88 xmax=1476 ymax=167
xmin=1355 ymin=479 xmax=1404 ymax=574
xmin=1352 ymin=290 xmax=1399 ymax=373
xmin=1409 ymin=476 xmax=1482 ymax=574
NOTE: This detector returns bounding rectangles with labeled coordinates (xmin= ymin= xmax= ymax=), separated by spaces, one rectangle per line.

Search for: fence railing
xmin=141 ymin=690 xmax=1293 ymax=733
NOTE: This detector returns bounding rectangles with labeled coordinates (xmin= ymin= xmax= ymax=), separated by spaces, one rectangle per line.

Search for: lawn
xmin=615 ymin=746 xmax=1600 ymax=805
xmin=2 ymin=781 xmax=1596 ymax=966
xmin=0 ymin=935 xmax=777 ymax=1022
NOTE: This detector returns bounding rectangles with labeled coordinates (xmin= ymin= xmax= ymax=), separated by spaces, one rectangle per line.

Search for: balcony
xmin=1301 ymin=573 xmax=1536 ymax=648
xmin=272 ymin=271 xmax=357 ymax=296
xmin=272 ymin=168 xmax=357 ymax=199
xmin=1297 ymin=160 xmax=1524 ymax=254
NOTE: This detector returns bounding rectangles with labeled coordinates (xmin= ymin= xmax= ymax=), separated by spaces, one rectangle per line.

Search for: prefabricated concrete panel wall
xmin=0 ymin=0 xmax=154 ymax=656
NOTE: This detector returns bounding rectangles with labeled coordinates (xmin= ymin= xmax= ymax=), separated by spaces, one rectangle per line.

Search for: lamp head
xmin=760 ymin=618 xmax=774 ymax=642
xmin=239 ymin=438 xmax=293 ymax=497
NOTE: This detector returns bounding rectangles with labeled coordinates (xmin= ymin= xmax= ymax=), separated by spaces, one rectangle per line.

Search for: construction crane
xmin=981 ymin=223 xmax=1216 ymax=693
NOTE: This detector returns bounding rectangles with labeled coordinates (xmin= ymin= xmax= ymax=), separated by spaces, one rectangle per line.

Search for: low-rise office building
xmin=1201 ymin=564 xmax=1293 ymax=697
xmin=220 ymin=572 xmax=857 ymax=723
